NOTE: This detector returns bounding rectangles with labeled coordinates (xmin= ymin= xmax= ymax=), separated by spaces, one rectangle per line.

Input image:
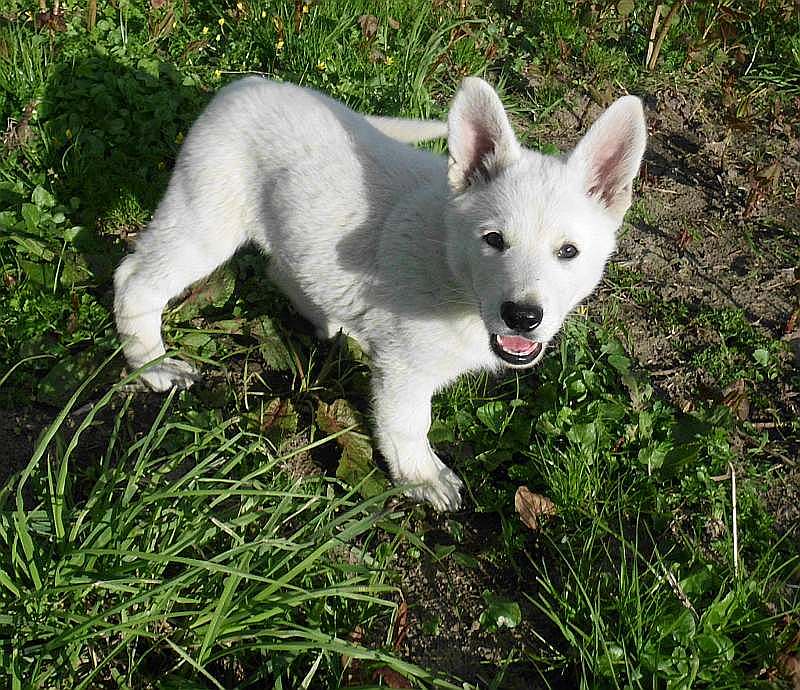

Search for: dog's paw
xmin=138 ymin=358 xmax=199 ymax=392
xmin=400 ymin=455 xmax=464 ymax=513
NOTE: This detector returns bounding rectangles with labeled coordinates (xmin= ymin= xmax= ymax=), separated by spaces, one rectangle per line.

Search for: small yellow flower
xmin=175 ymin=132 xmax=185 ymax=144
xmin=302 ymin=4 xmax=309 ymax=13
xmin=213 ymin=69 xmax=222 ymax=79
xmin=218 ymin=17 xmax=225 ymax=26
xmin=202 ymin=25 xmax=209 ymax=34
xmin=276 ymin=39 xmax=284 ymax=50
xmin=261 ymin=10 xmax=266 ymax=18
xmin=236 ymin=1 xmax=244 ymax=10
xmin=316 ymin=60 xmax=326 ymax=71
xmin=65 ymin=128 xmax=73 ymax=139
xmin=385 ymin=56 xmax=394 ymax=66
xmin=215 ymin=33 xmax=221 ymax=41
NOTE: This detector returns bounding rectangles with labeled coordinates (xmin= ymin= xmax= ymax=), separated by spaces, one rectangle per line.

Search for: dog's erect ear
xmin=447 ymin=77 xmax=521 ymax=193
xmin=569 ymin=95 xmax=647 ymax=221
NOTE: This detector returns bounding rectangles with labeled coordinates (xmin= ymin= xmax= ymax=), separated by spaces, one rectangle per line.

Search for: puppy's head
xmin=444 ymin=77 xmax=647 ymax=368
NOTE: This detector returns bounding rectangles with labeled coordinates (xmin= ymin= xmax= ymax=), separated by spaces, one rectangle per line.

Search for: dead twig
xmin=87 ymin=0 xmax=97 ymax=30
xmin=647 ymin=1 xmax=685 ymax=71
xmin=730 ymin=462 xmax=740 ymax=578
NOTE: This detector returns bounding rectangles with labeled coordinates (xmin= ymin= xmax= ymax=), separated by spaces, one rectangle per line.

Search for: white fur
xmin=114 ymin=76 xmax=646 ymax=511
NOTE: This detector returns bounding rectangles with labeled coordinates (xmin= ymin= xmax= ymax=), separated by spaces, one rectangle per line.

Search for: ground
xmin=1 ymin=2 xmax=798 ymax=688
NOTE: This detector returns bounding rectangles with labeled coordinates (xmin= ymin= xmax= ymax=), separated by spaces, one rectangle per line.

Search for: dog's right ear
xmin=447 ymin=77 xmax=521 ymax=193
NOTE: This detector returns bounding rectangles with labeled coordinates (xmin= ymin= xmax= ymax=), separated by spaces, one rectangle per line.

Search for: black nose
xmin=501 ymin=301 xmax=543 ymax=332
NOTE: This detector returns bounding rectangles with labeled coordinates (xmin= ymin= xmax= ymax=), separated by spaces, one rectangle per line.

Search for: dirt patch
xmin=0 ymin=407 xmax=50 ymax=488
xmin=624 ymin=87 xmax=797 ymax=419
xmin=375 ymin=511 xmax=574 ymax=690
xmin=539 ymin=83 xmax=800 ymax=533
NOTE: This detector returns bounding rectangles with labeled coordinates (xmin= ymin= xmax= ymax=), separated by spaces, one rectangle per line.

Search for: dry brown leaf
xmin=514 ymin=487 xmax=556 ymax=531
xmin=392 ymin=601 xmax=409 ymax=651
xmin=358 ymin=14 xmax=379 ymax=40
xmin=372 ymin=668 xmax=413 ymax=688
xmin=2 ymin=102 xmax=36 ymax=150
xmin=786 ymin=307 xmax=800 ymax=336
xmin=340 ymin=626 xmax=365 ymax=686
xmin=778 ymin=653 xmax=800 ymax=690
xmin=35 ymin=9 xmax=66 ymax=31
xmin=755 ymin=160 xmax=782 ymax=186
xmin=722 ymin=379 xmax=750 ymax=421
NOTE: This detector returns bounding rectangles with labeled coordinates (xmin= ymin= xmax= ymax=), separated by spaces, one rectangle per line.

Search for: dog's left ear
xmin=447 ymin=77 xmax=521 ymax=193
xmin=569 ymin=95 xmax=647 ymax=221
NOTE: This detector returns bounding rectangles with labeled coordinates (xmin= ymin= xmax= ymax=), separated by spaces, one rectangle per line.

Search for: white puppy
xmin=114 ymin=76 xmax=646 ymax=511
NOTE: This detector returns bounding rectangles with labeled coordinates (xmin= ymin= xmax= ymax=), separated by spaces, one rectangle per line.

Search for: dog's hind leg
xmin=114 ymin=209 xmax=245 ymax=391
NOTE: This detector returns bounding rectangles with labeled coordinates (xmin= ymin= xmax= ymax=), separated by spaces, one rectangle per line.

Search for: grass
xmin=1 ymin=0 xmax=799 ymax=688
xmin=1 ymin=364 xmax=444 ymax=688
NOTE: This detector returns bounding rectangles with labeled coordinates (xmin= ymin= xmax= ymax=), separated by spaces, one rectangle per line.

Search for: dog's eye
xmin=483 ymin=232 xmax=506 ymax=251
xmin=557 ymin=243 xmax=579 ymax=259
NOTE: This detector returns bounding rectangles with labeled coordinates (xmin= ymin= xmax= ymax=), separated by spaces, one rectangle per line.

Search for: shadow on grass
xmin=40 ymin=56 xmax=210 ymax=227
xmin=0 ymin=54 xmax=210 ymax=466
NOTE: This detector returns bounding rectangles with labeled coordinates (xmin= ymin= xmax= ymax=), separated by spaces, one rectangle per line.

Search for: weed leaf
xmin=170 ymin=266 xmax=235 ymax=322
xmin=250 ymin=315 xmax=293 ymax=371
xmin=479 ymin=590 xmax=521 ymax=630
xmin=317 ymin=399 xmax=388 ymax=498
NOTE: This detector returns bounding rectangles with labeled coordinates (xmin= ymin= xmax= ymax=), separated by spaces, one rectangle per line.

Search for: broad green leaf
xmin=178 ymin=332 xmax=216 ymax=357
xmin=597 ymin=643 xmax=625 ymax=678
xmin=18 ymin=259 xmax=56 ymax=287
xmin=479 ymin=591 xmax=521 ymax=629
xmin=38 ymin=351 xmax=110 ymax=406
xmin=336 ymin=442 xmax=388 ymax=499
xmin=21 ymin=204 xmax=42 ymax=233
xmin=667 ymin=609 xmax=696 ymax=646
xmin=12 ymin=234 xmax=54 ymax=260
xmin=317 ymin=399 xmax=387 ymax=498
xmin=701 ymin=591 xmax=736 ymax=629
xmin=169 ymin=266 xmax=236 ymax=322
xmin=566 ymin=421 xmax=598 ymax=455
xmin=638 ymin=440 xmax=671 ymax=470
xmin=696 ymin=631 xmax=734 ymax=663
xmin=753 ymin=348 xmax=769 ymax=366
xmin=250 ymin=315 xmax=293 ymax=371
xmin=427 ymin=418 xmax=455 ymax=444
xmin=476 ymin=400 xmax=506 ymax=433
xmin=31 ymin=186 xmax=56 ymax=209
xmin=679 ymin=566 xmax=715 ymax=597
xmin=617 ymin=0 xmax=634 ymax=16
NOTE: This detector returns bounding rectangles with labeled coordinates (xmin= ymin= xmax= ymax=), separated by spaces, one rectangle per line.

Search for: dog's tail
xmin=365 ymin=116 xmax=447 ymax=143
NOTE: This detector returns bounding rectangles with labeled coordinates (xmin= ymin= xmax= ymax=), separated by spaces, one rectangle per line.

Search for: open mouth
xmin=490 ymin=334 xmax=543 ymax=366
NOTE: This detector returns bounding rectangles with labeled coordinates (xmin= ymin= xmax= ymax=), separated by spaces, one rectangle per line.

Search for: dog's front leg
xmin=372 ymin=373 xmax=463 ymax=512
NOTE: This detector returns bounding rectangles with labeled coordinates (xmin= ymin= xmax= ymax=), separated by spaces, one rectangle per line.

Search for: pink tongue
xmin=497 ymin=335 xmax=538 ymax=355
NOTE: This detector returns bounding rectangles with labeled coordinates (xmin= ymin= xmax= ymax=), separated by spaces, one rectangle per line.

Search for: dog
xmin=114 ymin=76 xmax=646 ymax=511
